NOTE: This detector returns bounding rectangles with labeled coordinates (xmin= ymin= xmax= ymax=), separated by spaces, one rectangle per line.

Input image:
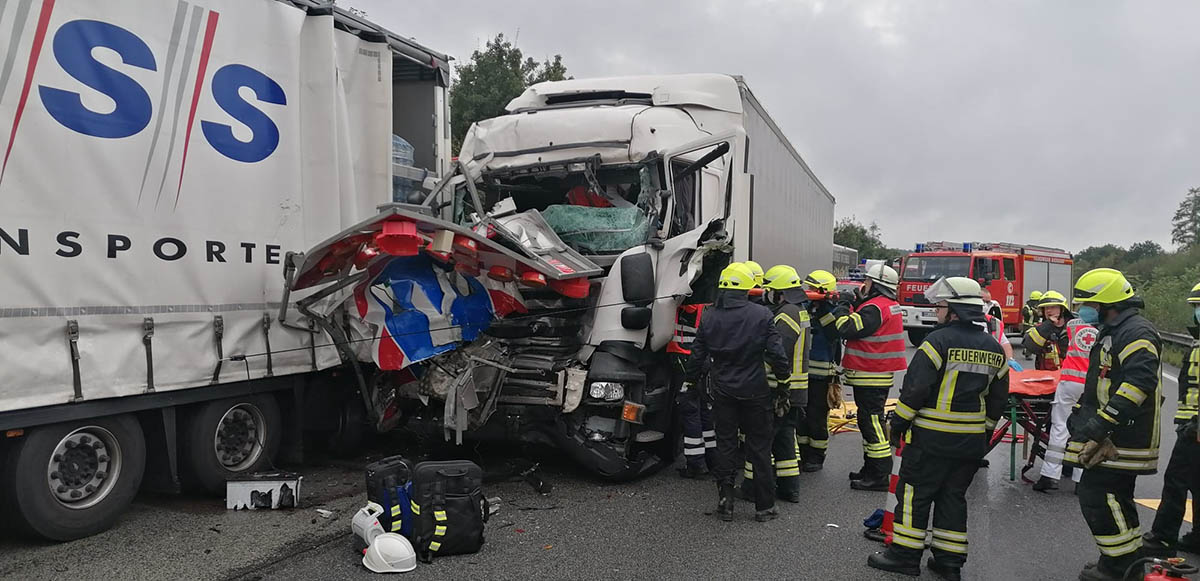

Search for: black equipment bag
xmin=364 ymin=455 xmax=414 ymax=535
xmin=409 ymin=460 xmax=488 ymax=562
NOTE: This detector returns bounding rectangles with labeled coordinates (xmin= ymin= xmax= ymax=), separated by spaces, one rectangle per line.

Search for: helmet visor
xmin=923 ymin=276 xmax=984 ymax=306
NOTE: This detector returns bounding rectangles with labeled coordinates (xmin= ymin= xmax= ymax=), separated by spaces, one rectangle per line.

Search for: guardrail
xmin=1162 ymin=331 xmax=1192 ymax=348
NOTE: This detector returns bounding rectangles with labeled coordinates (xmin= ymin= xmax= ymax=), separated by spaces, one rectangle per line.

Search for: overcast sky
xmin=347 ymin=0 xmax=1199 ymax=253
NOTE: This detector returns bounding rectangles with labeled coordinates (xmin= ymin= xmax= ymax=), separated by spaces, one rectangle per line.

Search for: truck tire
xmin=907 ymin=329 xmax=928 ymax=346
xmin=182 ymin=395 xmax=282 ymax=495
xmin=1 ymin=414 xmax=146 ymax=541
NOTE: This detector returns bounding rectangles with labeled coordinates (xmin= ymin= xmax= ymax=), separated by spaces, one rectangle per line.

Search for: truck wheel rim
xmin=214 ymin=404 xmax=265 ymax=472
xmin=46 ymin=426 xmax=122 ymax=510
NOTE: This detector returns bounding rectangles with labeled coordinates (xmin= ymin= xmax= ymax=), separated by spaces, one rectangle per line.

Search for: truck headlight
xmin=589 ymin=382 xmax=625 ymax=401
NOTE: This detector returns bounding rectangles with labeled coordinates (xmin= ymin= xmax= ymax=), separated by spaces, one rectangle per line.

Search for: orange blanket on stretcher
xmin=1007 ymin=369 xmax=1061 ymax=397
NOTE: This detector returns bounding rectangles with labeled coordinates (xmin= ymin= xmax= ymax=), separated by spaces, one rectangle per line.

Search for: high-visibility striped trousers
xmin=846 ymin=372 xmax=894 ymax=480
xmin=797 ymin=376 xmax=832 ymax=464
xmin=1078 ymin=470 xmax=1143 ymax=575
xmin=886 ymin=447 xmax=978 ymax=568
xmin=744 ymin=409 xmax=800 ymax=497
xmin=678 ymin=392 xmax=716 ymax=471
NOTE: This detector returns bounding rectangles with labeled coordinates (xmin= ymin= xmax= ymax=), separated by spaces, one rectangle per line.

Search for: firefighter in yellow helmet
xmin=744 ymin=260 xmax=766 ymax=305
xmin=684 ymin=262 xmax=790 ymax=522
xmin=1023 ymin=291 xmax=1073 ymax=371
xmin=740 ymin=265 xmax=811 ymax=503
xmin=1065 ymin=268 xmax=1163 ymax=580
xmin=798 ymin=269 xmax=842 ymax=471
xmin=1021 ymin=291 xmax=1045 ymax=359
xmin=867 ymin=277 xmax=1009 ymax=579
xmin=1142 ymin=281 xmax=1200 ymax=558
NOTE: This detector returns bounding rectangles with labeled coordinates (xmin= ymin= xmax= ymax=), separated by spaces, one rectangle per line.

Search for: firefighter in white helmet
xmin=834 ymin=263 xmax=908 ymax=491
xmin=867 ymin=277 xmax=1009 ymax=580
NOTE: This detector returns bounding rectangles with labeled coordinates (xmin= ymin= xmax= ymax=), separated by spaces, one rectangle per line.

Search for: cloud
xmin=348 ymin=0 xmax=1199 ymax=252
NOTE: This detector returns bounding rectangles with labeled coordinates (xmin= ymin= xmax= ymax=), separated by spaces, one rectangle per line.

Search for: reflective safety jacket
xmin=1066 ymin=308 xmax=1163 ymax=475
xmin=766 ymin=301 xmax=812 ymax=400
xmin=1058 ymin=319 xmax=1098 ymax=386
xmin=684 ymin=290 xmax=790 ymax=400
xmin=1177 ymin=326 xmax=1200 ymax=425
xmin=892 ymin=319 xmax=1010 ymax=459
xmin=667 ymin=304 xmax=707 ymax=356
xmin=1021 ymin=301 xmax=1040 ymax=329
xmin=807 ymin=300 xmax=842 ymax=379
xmin=836 ymin=294 xmax=906 ymax=373
xmin=1023 ymin=315 xmax=1074 ymax=371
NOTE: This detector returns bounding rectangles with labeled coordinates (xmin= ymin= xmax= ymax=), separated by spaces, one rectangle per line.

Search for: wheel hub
xmin=47 ymin=427 xmax=120 ymax=509
xmin=214 ymin=404 xmax=265 ymax=471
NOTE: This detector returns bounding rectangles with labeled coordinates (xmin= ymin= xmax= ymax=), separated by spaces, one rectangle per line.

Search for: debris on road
xmin=226 ymin=472 xmax=302 ymax=510
xmin=315 ymin=509 xmax=335 ymax=519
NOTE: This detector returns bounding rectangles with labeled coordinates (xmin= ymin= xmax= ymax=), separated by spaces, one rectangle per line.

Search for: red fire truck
xmin=897 ymin=242 xmax=1074 ymax=345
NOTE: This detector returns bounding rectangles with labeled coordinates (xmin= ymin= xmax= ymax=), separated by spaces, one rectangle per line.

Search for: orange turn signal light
xmin=621 ymin=402 xmax=645 ymax=424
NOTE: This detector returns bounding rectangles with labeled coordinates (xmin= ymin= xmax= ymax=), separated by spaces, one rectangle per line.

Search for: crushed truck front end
xmin=286 ymin=75 xmax=749 ymax=479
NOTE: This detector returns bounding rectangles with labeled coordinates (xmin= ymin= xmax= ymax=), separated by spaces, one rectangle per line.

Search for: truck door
xmin=659 ymin=130 xmax=746 ymax=253
xmin=1001 ymin=257 xmax=1018 ymax=324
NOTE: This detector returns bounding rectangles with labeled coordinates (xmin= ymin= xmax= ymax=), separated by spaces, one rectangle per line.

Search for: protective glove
xmin=1007 ymin=359 xmax=1024 ymax=372
xmin=889 ymin=420 xmax=909 ymax=448
xmin=832 ymin=304 xmax=852 ymax=320
xmin=1078 ymin=438 xmax=1119 ymax=469
xmin=774 ymin=391 xmax=792 ymax=418
xmin=1068 ymin=413 xmax=1112 ymax=444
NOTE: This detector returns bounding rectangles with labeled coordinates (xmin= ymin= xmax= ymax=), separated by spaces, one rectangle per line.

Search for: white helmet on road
xmin=362 ymin=533 xmax=418 ymax=573
xmin=865 ymin=263 xmax=899 ymax=292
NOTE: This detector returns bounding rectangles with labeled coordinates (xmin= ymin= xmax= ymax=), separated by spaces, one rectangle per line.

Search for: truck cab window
xmin=671 ymin=160 xmax=697 ymax=235
xmin=1003 ymin=258 xmax=1016 ymax=281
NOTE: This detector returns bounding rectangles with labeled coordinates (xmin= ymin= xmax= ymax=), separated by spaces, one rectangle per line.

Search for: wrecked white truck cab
xmin=284 ymin=74 xmax=834 ymax=479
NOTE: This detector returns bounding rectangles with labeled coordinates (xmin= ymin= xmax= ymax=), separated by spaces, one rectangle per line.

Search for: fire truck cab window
xmin=902 ymin=256 xmax=971 ymax=281
xmin=1003 ymin=258 xmax=1017 ymax=281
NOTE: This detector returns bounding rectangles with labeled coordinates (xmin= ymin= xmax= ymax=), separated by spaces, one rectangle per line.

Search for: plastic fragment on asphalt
xmin=316 ymin=509 xmax=334 ymax=518
xmin=825 ymin=523 xmax=840 ymax=528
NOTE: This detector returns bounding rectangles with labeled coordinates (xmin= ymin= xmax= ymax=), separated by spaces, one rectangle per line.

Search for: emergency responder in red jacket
xmin=684 ymin=263 xmax=790 ymax=522
xmin=1142 ymin=281 xmax=1200 ymax=557
xmin=741 ymin=265 xmax=811 ymax=503
xmin=1023 ymin=291 xmax=1072 ymax=371
xmin=799 ymin=269 xmax=843 ymax=471
xmin=1066 ymin=268 xmax=1163 ymax=581
xmin=834 ymin=263 xmax=907 ymax=491
xmin=670 ymin=302 xmax=714 ymax=479
xmin=867 ymin=277 xmax=1009 ymax=581
xmin=1032 ymin=307 xmax=1098 ymax=493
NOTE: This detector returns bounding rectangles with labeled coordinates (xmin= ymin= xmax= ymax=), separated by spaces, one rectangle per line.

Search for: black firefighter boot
xmin=926 ymin=557 xmax=962 ymax=581
xmin=716 ymin=483 xmax=734 ymax=522
xmin=867 ymin=550 xmax=921 ymax=577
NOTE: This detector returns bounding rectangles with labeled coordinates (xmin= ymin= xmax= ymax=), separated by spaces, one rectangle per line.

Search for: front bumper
xmin=900 ymin=305 xmax=938 ymax=329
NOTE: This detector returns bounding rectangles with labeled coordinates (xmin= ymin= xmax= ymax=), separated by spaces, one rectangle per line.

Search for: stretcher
xmin=987 ymin=369 xmax=1060 ymax=481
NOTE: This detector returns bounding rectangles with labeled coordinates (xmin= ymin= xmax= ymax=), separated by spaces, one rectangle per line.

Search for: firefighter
xmin=1022 ymin=291 xmax=1044 ymax=332
xmin=799 ymin=269 xmax=843 ymax=472
xmin=684 ymin=262 xmax=790 ymax=522
xmin=834 ymin=263 xmax=907 ymax=491
xmin=1023 ymin=291 xmax=1073 ymax=371
xmin=1141 ymin=282 xmax=1200 ymax=556
xmin=1022 ymin=291 xmax=1043 ymax=359
xmin=740 ymin=265 xmax=811 ymax=502
xmin=1065 ymin=268 xmax=1162 ymax=581
xmin=745 ymin=260 xmax=766 ymax=304
xmin=1031 ymin=295 xmax=1098 ymax=492
xmin=670 ymin=301 xmax=715 ymax=479
xmin=866 ymin=277 xmax=1009 ymax=580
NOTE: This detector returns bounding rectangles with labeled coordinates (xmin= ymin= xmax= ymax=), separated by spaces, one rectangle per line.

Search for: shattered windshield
xmin=902 ymin=256 xmax=971 ymax=281
xmin=459 ymin=160 xmax=659 ymax=255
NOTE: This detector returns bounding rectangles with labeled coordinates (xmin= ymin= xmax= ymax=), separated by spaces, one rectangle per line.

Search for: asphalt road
xmin=0 ymin=346 xmax=1190 ymax=581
